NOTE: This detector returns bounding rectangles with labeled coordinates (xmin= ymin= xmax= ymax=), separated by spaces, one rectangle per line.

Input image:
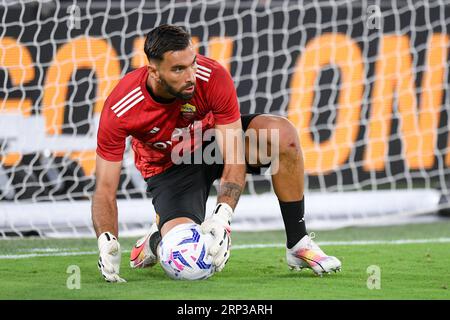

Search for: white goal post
xmin=0 ymin=0 xmax=449 ymax=237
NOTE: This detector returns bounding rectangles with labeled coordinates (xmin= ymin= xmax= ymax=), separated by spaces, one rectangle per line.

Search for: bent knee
xmin=264 ymin=116 xmax=301 ymax=152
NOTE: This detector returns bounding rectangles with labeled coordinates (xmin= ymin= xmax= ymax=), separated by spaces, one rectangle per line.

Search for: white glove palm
xmin=97 ymin=232 xmax=126 ymax=283
xmin=201 ymin=203 xmax=233 ymax=272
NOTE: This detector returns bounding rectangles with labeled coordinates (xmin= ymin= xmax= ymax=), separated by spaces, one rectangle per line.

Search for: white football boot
xmin=130 ymin=223 xmax=159 ymax=269
xmin=286 ymin=233 xmax=341 ymax=276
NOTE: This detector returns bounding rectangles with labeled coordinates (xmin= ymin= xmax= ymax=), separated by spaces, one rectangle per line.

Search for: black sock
xmin=149 ymin=231 xmax=162 ymax=256
xmin=279 ymin=198 xmax=308 ymax=249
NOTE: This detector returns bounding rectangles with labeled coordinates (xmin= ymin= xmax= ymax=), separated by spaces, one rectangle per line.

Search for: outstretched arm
xmin=92 ymin=155 xmax=122 ymax=237
xmin=215 ymin=118 xmax=246 ymax=210
xmin=201 ymin=118 xmax=246 ymax=272
xmin=92 ymin=155 xmax=126 ymax=282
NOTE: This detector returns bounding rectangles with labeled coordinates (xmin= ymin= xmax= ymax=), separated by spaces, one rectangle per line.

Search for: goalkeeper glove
xmin=201 ymin=203 xmax=233 ymax=272
xmin=97 ymin=232 xmax=126 ymax=283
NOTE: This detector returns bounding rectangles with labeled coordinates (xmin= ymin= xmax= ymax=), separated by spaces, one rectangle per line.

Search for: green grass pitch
xmin=0 ymin=221 xmax=449 ymax=300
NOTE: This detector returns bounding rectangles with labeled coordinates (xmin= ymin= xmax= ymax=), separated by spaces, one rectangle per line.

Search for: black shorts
xmin=146 ymin=113 xmax=265 ymax=229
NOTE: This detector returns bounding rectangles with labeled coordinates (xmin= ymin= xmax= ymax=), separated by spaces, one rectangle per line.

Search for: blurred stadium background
xmin=1 ymin=0 xmax=450 ymax=238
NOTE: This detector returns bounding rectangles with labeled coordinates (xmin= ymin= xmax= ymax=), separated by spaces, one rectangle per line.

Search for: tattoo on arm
xmin=218 ymin=182 xmax=243 ymax=209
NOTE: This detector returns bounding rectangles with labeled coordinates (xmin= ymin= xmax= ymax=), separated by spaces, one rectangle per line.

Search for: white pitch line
xmin=1 ymin=238 xmax=450 ymax=260
xmin=17 ymin=248 xmax=78 ymax=253
xmin=232 ymin=237 xmax=450 ymax=249
xmin=0 ymin=251 xmax=99 ymax=260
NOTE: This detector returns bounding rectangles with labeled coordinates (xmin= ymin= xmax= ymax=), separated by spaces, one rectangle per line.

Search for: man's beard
xmin=160 ymin=77 xmax=195 ymax=101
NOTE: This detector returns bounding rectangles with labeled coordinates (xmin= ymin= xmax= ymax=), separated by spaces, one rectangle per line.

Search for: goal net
xmin=1 ymin=0 xmax=449 ymax=237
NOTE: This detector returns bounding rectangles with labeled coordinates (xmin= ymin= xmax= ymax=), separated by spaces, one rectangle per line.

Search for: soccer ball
xmin=158 ymin=223 xmax=215 ymax=280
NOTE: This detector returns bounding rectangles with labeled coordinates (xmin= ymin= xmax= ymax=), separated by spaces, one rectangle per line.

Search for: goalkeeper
xmin=92 ymin=24 xmax=341 ymax=282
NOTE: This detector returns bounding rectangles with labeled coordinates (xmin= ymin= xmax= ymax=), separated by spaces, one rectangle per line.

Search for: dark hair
xmin=144 ymin=24 xmax=191 ymax=62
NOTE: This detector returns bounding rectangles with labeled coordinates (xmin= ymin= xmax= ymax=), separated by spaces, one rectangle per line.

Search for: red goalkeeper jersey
xmin=96 ymin=54 xmax=241 ymax=179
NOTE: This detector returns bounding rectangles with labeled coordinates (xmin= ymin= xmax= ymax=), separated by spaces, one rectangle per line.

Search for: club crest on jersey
xmin=180 ymin=103 xmax=196 ymax=121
